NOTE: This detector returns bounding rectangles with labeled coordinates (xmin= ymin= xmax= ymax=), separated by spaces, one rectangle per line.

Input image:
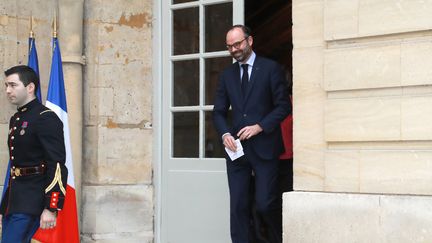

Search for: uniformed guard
xmin=0 ymin=65 xmax=68 ymax=243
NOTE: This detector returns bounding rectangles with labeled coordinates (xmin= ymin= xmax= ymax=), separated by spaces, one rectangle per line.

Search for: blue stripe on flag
xmin=28 ymin=37 xmax=41 ymax=102
xmin=46 ymin=38 xmax=67 ymax=112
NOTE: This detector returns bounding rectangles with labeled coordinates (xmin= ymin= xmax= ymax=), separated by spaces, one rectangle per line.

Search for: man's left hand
xmin=40 ymin=209 xmax=57 ymax=229
xmin=237 ymin=124 xmax=263 ymax=140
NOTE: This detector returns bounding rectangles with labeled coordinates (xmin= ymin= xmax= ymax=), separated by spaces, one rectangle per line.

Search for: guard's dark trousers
xmin=2 ymin=213 xmax=40 ymax=243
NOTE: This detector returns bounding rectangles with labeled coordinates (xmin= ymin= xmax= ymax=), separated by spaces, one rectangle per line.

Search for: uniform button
xmin=11 ymin=147 xmax=14 ymax=150
xmin=11 ymin=156 xmax=14 ymax=160
xmin=16 ymin=117 xmax=20 ymax=121
xmin=243 ymin=114 xmax=247 ymax=117
xmin=11 ymin=136 xmax=14 ymax=140
xmin=12 ymin=176 xmax=16 ymax=179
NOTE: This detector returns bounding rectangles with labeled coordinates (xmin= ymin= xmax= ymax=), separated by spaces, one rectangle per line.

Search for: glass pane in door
xmin=173 ymin=59 xmax=199 ymax=106
xmin=205 ymin=56 xmax=233 ymax=105
xmin=173 ymin=112 xmax=199 ymax=157
xmin=173 ymin=7 xmax=199 ymax=55
xmin=173 ymin=0 xmax=197 ymax=4
xmin=205 ymin=2 xmax=233 ymax=52
xmin=204 ymin=111 xmax=232 ymax=158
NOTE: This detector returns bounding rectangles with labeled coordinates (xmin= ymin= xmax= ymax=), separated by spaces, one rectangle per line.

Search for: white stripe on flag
xmin=46 ymin=100 xmax=75 ymax=188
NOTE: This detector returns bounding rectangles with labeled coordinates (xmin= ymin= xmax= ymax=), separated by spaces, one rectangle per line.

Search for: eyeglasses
xmin=226 ymin=37 xmax=248 ymax=50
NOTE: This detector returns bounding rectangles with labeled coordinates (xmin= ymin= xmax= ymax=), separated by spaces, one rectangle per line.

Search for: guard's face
xmin=5 ymin=74 xmax=33 ymax=107
xmin=226 ymin=28 xmax=253 ymax=63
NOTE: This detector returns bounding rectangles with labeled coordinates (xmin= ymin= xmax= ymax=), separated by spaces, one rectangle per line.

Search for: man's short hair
xmin=229 ymin=25 xmax=252 ymax=38
xmin=5 ymin=65 xmax=39 ymax=94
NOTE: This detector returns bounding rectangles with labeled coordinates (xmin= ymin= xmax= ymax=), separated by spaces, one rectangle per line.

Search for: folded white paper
xmin=225 ymin=139 xmax=244 ymax=161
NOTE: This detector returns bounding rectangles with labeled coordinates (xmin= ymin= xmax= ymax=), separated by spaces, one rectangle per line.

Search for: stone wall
xmin=286 ymin=0 xmax=432 ymax=242
xmin=0 ymin=0 xmax=155 ymax=242
xmin=293 ymin=0 xmax=432 ymax=195
xmin=82 ymin=0 xmax=154 ymax=242
xmin=283 ymin=192 xmax=432 ymax=243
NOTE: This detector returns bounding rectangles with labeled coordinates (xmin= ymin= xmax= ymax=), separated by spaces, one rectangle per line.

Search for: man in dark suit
xmin=1 ymin=65 xmax=68 ymax=242
xmin=213 ymin=25 xmax=291 ymax=243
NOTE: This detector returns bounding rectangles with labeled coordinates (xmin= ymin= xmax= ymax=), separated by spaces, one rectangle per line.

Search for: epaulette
xmin=40 ymin=110 xmax=55 ymax=115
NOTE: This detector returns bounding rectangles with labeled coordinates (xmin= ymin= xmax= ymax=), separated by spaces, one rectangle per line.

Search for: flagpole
xmin=29 ymin=15 xmax=34 ymax=39
xmin=52 ymin=15 xmax=57 ymax=38
xmin=27 ymin=14 xmax=41 ymax=101
xmin=29 ymin=15 xmax=34 ymax=53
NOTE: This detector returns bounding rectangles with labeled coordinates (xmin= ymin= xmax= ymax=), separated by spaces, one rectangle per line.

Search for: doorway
xmin=246 ymin=0 xmax=292 ymax=86
xmin=246 ymin=0 xmax=294 ymax=190
xmin=158 ymin=0 xmax=292 ymax=242
xmin=244 ymin=1 xmax=293 ymax=241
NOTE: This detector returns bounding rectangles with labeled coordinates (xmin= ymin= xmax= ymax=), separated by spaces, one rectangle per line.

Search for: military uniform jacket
xmin=0 ymin=99 xmax=68 ymax=216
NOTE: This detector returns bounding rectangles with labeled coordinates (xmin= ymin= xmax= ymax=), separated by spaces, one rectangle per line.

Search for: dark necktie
xmin=241 ymin=64 xmax=249 ymax=96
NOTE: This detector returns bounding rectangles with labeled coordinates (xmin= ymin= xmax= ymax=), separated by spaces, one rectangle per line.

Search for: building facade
xmin=286 ymin=0 xmax=432 ymax=242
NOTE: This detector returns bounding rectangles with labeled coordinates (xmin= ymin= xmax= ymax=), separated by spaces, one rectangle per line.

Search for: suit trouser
xmin=226 ymin=146 xmax=281 ymax=243
xmin=250 ymin=158 xmax=293 ymax=243
xmin=1 ymin=213 xmax=40 ymax=243
xmin=279 ymin=158 xmax=293 ymax=193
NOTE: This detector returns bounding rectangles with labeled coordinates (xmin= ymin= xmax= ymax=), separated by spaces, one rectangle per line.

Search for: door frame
xmin=153 ymin=0 xmax=163 ymax=242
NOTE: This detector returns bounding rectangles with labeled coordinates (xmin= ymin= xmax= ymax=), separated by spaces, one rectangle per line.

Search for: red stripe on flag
xmin=33 ymin=185 xmax=79 ymax=243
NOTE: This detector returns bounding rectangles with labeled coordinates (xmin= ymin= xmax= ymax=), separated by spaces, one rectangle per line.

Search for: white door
xmin=161 ymin=0 xmax=243 ymax=242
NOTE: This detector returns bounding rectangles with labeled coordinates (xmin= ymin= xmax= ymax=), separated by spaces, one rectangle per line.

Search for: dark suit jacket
xmin=213 ymin=55 xmax=291 ymax=160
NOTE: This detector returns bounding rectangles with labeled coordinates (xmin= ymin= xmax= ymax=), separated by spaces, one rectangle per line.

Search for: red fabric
xmin=279 ymin=114 xmax=293 ymax=159
xmin=279 ymin=96 xmax=293 ymax=159
xmin=33 ymin=185 xmax=80 ymax=243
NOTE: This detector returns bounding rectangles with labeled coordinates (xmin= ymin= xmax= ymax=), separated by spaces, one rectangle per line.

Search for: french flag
xmin=33 ymin=37 xmax=80 ymax=243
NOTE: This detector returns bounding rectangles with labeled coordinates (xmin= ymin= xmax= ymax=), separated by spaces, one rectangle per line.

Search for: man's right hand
xmin=0 ymin=214 xmax=3 ymax=228
xmin=40 ymin=209 xmax=57 ymax=229
xmin=223 ymin=134 xmax=237 ymax=152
